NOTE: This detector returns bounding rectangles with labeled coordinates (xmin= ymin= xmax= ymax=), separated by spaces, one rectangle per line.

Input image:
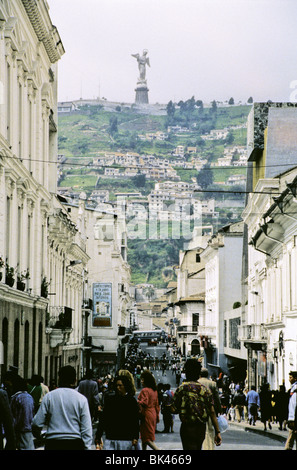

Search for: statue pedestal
xmin=135 ymin=81 xmax=149 ymax=104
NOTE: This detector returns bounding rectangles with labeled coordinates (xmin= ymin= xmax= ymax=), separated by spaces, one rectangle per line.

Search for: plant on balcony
xmin=17 ymin=269 xmax=30 ymax=291
xmin=5 ymin=263 xmax=15 ymax=287
xmin=233 ymin=301 xmax=242 ymax=309
xmin=41 ymin=276 xmax=49 ymax=298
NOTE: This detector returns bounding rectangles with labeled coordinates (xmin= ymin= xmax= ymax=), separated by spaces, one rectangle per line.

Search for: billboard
xmin=92 ymin=283 xmax=112 ymax=327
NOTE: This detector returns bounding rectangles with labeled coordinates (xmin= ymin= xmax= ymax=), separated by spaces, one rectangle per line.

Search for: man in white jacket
xmin=285 ymin=371 xmax=297 ymax=451
xmin=32 ymin=366 xmax=93 ymax=450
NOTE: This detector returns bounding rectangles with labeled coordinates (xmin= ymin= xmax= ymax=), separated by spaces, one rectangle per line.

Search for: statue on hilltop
xmin=131 ymin=49 xmax=150 ymax=82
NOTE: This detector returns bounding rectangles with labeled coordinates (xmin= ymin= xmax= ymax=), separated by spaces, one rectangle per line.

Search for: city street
xmin=152 ymin=417 xmax=286 ymax=451
xmin=135 ymin=343 xmax=287 ymax=451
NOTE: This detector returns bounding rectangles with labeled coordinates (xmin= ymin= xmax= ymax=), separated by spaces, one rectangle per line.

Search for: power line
xmin=3 ymin=153 xmax=297 ymax=196
xmin=4 ymin=151 xmax=297 ymax=172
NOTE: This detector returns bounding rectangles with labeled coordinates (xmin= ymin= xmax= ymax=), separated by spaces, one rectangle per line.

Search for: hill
xmin=57 ymin=99 xmax=251 ymax=287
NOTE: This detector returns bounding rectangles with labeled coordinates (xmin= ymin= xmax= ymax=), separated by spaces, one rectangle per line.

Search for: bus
xmin=131 ymin=329 xmax=167 ymax=345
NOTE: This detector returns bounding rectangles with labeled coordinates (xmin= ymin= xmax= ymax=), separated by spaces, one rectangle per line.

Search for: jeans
xmin=17 ymin=432 xmax=35 ymax=450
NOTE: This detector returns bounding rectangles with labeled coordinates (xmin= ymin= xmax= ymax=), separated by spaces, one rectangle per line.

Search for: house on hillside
xmin=58 ymin=101 xmax=78 ymax=113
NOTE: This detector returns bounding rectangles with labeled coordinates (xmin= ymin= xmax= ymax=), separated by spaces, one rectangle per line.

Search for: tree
xmin=247 ymin=96 xmax=253 ymax=103
xmin=166 ymin=100 xmax=175 ymax=117
xmin=196 ymin=164 xmax=213 ymax=189
xmin=108 ymin=116 xmax=118 ymax=136
xmin=133 ymin=173 xmax=146 ymax=188
xmin=211 ymin=100 xmax=217 ymax=113
xmin=225 ymin=131 xmax=234 ymax=144
xmin=228 ymin=97 xmax=234 ymax=105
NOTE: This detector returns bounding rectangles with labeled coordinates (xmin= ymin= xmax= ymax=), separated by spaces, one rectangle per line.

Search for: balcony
xmin=198 ymin=325 xmax=216 ymax=337
xmin=177 ymin=325 xmax=198 ymax=334
xmin=46 ymin=306 xmax=73 ymax=349
xmin=47 ymin=306 xmax=73 ymax=330
xmin=238 ymin=323 xmax=267 ymax=350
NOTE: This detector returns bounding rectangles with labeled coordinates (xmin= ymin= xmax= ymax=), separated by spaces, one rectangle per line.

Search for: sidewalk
xmin=228 ymin=418 xmax=288 ymax=444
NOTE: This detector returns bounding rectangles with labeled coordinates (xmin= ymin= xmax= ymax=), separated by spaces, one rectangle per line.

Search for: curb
xmin=229 ymin=421 xmax=288 ymax=444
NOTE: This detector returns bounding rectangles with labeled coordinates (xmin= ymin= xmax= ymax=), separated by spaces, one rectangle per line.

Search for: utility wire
xmin=3 ymin=154 xmax=297 ymax=196
xmin=4 ymin=151 xmax=297 ymax=172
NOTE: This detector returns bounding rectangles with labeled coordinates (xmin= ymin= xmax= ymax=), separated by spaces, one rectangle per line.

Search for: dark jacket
xmin=96 ymin=393 xmax=139 ymax=441
xmin=77 ymin=379 xmax=99 ymax=416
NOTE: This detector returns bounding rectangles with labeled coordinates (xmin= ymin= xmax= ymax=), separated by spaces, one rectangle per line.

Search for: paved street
xmin=32 ymin=342 xmax=290 ymax=452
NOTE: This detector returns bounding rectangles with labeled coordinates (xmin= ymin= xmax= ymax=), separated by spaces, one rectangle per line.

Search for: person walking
xmin=77 ymin=369 xmax=100 ymax=421
xmin=198 ymin=367 xmax=222 ymax=450
xmin=176 ymin=368 xmax=181 ymax=387
xmin=137 ymin=369 xmax=160 ymax=450
xmin=10 ymin=375 xmax=35 ymax=450
xmin=275 ymin=385 xmax=289 ymax=431
xmin=232 ymin=388 xmax=246 ymax=423
xmin=39 ymin=376 xmax=49 ymax=403
xmin=246 ymin=385 xmax=260 ymax=426
xmin=171 ymin=359 xmax=222 ymax=450
xmin=285 ymin=371 xmax=297 ymax=450
xmin=161 ymin=383 xmax=174 ymax=433
xmin=27 ymin=374 xmax=42 ymax=415
xmin=95 ymin=374 xmax=139 ymax=450
xmin=32 ymin=365 xmax=93 ymax=450
xmin=259 ymin=383 xmax=273 ymax=431
xmin=0 ymin=388 xmax=16 ymax=450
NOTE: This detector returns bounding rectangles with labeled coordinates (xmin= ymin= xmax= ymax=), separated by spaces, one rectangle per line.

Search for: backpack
xmin=161 ymin=390 xmax=173 ymax=413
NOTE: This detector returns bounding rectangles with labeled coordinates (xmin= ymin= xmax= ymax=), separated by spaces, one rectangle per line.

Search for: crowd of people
xmin=0 ymin=341 xmax=296 ymax=451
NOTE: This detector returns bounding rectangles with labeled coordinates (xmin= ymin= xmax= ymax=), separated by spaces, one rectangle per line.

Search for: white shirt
xmin=288 ymin=382 xmax=297 ymax=422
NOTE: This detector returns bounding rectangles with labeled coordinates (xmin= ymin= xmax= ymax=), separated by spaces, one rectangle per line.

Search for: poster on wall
xmin=92 ymin=283 xmax=112 ymax=327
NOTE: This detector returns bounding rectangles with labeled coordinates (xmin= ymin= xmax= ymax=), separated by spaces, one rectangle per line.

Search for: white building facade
xmin=200 ymin=222 xmax=245 ymax=378
xmin=0 ymin=1 xmax=90 ymax=385
xmin=242 ymin=170 xmax=297 ymax=390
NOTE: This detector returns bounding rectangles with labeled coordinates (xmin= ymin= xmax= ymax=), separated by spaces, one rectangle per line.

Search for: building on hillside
xmin=58 ymin=101 xmax=78 ymax=113
xmin=241 ymin=102 xmax=297 ymax=390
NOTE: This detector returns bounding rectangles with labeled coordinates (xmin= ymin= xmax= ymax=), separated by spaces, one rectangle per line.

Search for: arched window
xmin=191 ymin=339 xmax=200 ymax=356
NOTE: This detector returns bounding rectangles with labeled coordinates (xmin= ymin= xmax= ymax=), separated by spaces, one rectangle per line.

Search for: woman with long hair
xmin=95 ymin=374 xmax=139 ymax=450
xmin=137 ymin=370 xmax=160 ymax=450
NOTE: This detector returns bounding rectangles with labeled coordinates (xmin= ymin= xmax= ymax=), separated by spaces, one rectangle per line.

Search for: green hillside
xmin=57 ymin=100 xmax=251 ymax=287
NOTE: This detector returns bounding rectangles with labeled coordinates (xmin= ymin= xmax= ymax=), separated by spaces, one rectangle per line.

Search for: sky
xmin=48 ymin=0 xmax=297 ymax=105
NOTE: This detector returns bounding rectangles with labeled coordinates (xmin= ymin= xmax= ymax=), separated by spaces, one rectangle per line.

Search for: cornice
xmin=21 ymin=0 xmax=65 ymax=64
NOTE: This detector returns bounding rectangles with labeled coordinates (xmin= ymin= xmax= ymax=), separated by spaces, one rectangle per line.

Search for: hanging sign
xmin=92 ymin=283 xmax=112 ymax=327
